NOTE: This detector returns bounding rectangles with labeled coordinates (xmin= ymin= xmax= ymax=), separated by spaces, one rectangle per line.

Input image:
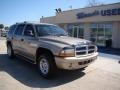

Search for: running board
xmin=15 ymin=54 xmax=36 ymax=64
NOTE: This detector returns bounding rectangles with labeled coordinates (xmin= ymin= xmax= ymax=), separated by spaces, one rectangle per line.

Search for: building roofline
xmin=60 ymin=2 xmax=120 ymax=13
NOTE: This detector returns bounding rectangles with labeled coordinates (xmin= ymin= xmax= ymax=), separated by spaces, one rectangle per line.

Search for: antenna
xmin=55 ymin=8 xmax=62 ymax=13
xmin=55 ymin=9 xmax=58 ymax=13
xmin=58 ymin=8 xmax=62 ymax=12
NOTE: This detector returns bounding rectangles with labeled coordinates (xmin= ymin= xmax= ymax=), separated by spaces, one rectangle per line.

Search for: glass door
xmin=72 ymin=26 xmax=78 ymax=37
xmin=72 ymin=25 xmax=84 ymax=38
xmin=78 ymin=26 xmax=84 ymax=38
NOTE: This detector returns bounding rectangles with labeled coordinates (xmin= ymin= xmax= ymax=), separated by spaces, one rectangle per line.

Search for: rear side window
xmin=8 ymin=25 xmax=17 ymax=35
xmin=14 ymin=24 xmax=25 ymax=35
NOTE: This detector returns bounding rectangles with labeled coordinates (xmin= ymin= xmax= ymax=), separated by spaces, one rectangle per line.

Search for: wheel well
xmin=7 ymin=41 xmax=11 ymax=46
xmin=36 ymin=47 xmax=54 ymax=62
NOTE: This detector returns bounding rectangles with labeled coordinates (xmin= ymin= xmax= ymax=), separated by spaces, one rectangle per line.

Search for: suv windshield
xmin=36 ymin=25 xmax=67 ymax=36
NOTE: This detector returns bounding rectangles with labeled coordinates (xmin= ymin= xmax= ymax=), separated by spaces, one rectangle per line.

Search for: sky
xmin=0 ymin=0 xmax=120 ymax=26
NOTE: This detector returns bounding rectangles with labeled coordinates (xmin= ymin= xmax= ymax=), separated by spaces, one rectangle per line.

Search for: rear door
xmin=12 ymin=24 xmax=25 ymax=54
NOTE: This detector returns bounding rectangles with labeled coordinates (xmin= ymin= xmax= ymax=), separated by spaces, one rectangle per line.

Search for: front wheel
xmin=37 ymin=53 xmax=57 ymax=78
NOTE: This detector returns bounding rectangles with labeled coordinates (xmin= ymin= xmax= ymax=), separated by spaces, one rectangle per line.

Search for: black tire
xmin=37 ymin=53 xmax=57 ymax=78
xmin=7 ymin=44 xmax=14 ymax=58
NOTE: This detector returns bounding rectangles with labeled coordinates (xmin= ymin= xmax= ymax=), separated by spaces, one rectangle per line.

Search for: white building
xmin=40 ymin=3 xmax=120 ymax=48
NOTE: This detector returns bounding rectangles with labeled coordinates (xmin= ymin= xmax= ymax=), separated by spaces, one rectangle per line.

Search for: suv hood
xmin=39 ymin=36 xmax=91 ymax=46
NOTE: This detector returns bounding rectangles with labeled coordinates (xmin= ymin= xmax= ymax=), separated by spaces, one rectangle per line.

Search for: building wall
xmin=61 ymin=22 xmax=120 ymax=48
xmin=84 ymin=23 xmax=90 ymax=40
xmin=41 ymin=3 xmax=120 ymax=24
xmin=0 ymin=30 xmax=1 ymax=36
xmin=40 ymin=3 xmax=120 ymax=48
xmin=118 ymin=22 xmax=120 ymax=48
xmin=112 ymin=22 xmax=120 ymax=48
xmin=40 ymin=16 xmax=56 ymax=24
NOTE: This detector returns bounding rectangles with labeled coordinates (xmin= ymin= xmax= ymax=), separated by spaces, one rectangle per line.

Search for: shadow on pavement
xmin=0 ymin=54 xmax=85 ymax=88
xmin=119 ymin=61 xmax=120 ymax=64
xmin=98 ymin=46 xmax=120 ymax=56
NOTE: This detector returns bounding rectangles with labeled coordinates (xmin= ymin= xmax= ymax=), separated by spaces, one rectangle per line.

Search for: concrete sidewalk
xmin=0 ymin=39 xmax=120 ymax=90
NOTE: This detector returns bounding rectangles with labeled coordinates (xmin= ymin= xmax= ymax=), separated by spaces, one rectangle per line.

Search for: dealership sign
xmin=77 ymin=8 xmax=120 ymax=19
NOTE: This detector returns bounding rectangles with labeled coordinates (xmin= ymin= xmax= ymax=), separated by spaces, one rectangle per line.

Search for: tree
xmin=87 ymin=0 xmax=104 ymax=7
xmin=0 ymin=24 xmax=4 ymax=30
xmin=4 ymin=26 xmax=9 ymax=30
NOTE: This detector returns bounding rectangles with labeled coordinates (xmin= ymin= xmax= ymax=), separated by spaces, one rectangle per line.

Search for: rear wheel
xmin=7 ymin=44 xmax=14 ymax=58
xmin=37 ymin=53 xmax=57 ymax=78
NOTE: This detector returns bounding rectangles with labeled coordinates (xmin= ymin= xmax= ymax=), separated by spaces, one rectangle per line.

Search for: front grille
xmin=88 ymin=46 xmax=95 ymax=49
xmin=76 ymin=51 xmax=86 ymax=55
xmin=76 ymin=47 xmax=86 ymax=50
xmin=75 ymin=45 xmax=96 ymax=56
xmin=88 ymin=50 xmax=94 ymax=54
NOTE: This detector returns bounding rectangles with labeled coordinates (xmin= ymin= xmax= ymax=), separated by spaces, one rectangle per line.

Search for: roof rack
xmin=23 ymin=21 xmax=39 ymax=23
xmin=15 ymin=21 xmax=39 ymax=24
xmin=14 ymin=21 xmax=55 ymax=26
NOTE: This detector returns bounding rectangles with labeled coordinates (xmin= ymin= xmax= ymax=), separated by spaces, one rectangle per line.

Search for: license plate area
xmin=78 ymin=58 xmax=95 ymax=65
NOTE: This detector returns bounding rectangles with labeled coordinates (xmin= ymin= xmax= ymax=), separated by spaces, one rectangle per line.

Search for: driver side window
xmin=24 ymin=25 xmax=35 ymax=37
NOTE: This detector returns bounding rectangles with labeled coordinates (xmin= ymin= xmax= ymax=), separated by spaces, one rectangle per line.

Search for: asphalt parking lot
xmin=0 ymin=39 xmax=120 ymax=90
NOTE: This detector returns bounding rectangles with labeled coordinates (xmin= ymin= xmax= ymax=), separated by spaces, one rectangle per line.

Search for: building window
xmin=90 ymin=23 xmax=112 ymax=46
xmin=67 ymin=24 xmax=84 ymax=38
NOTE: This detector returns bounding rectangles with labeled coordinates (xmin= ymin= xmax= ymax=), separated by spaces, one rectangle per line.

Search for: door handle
xmin=21 ymin=38 xmax=24 ymax=41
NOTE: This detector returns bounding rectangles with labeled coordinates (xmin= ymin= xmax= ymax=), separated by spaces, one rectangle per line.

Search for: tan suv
xmin=7 ymin=22 xmax=98 ymax=78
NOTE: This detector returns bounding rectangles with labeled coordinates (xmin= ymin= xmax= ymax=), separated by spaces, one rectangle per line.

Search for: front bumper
xmin=55 ymin=52 xmax=98 ymax=70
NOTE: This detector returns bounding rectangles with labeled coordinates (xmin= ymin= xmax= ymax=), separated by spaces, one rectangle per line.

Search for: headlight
xmin=59 ymin=47 xmax=75 ymax=57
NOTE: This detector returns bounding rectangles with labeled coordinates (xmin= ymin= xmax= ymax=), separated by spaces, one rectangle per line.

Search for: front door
xmin=21 ymin=24 xmax=37 ymax=61
xmin=72 ymin=25 xmax=84 ymax=38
